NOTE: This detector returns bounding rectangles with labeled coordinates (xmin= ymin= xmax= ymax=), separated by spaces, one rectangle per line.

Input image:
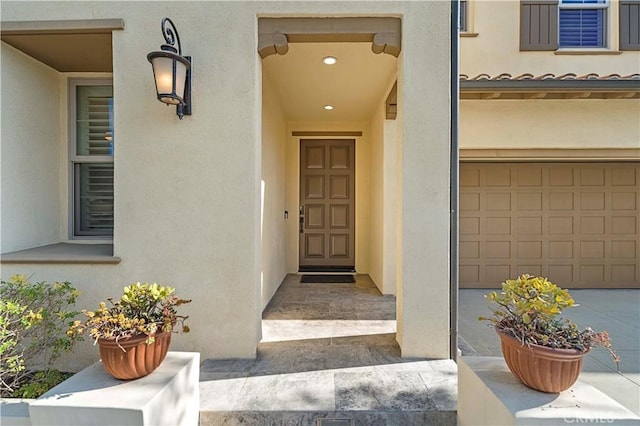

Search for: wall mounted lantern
xmin=147 ymin=17 xmax=191 ymax=119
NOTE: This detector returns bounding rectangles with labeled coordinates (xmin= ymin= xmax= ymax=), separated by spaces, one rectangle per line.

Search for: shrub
xmin=0 ymin=275 xmax=79 ymax=397
xmin=68 ymin=282 xmax=190 ymax=347
xmin=479 ymin=274 xmax=620 ymax=370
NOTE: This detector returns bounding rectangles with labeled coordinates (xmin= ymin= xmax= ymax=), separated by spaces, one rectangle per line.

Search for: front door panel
xmin=299 ymin=139 xmax=355 ymax=270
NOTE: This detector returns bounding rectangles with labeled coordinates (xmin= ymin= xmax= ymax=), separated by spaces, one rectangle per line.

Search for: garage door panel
xmin=612 ymin=168 xmax=637 ymax=186
xmin=549 ymin=241 xmax=574 ymax=259
xmin=518 ymin=168 xmax=543 ymax=186
xmin=612 ymin=192 xmax=637 ymax=210
xmin=485 ymin=265 xmax=511 ymax=282
xmin=518 ymin=265 xmax=542 ymax=276
xmin=518 ymin=217 xmax=542 ymax=235
xmin=581 ymin=192 xmax=605 ymax=210
xmin=549 ymin=168 xmax=574 ymax=186
xmin=518 ymin=193 xmax=543 ymax=211
xmin=486 ymin=217 xmax=511 ymax=234
xmin=486 ymin=193 xmax=511 ymax=211
xmin=548 ymin=264 xmax=575 ymax=284
xmin=612 ymin=216 xmax=636 ymax=234
xmin=460 ymin=217 xmax=480 ymax=235
xmin=460 ymin=163 xmax=639 ymax=289
xmin=611 ymin=265 xmax=636 ymax=283
xmin=580 ymin=168 xmax=606 ymax=186
xmin=549 ymin=192 xmax=574 ymax=210
xmin=517 ymin=241 xmax=542 ymax=259
xmin=580 ymin=217 xmax=605 ymax=234
xmin=549 ymin=217 xmax=574 ymax=234
xmin=612 ymin=241 xmax=636 ymax=258
xmin=486 ymin=168 xmax=511 ymax=186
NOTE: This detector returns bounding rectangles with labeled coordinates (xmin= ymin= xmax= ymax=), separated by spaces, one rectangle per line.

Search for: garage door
xmin=460 ymin=163 xmax=639 ymax=289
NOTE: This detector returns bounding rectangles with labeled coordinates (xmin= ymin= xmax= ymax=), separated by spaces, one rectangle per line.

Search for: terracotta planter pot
xmin=98 ymin=332 xmax=171 ymax=380
xmin=496 ymin=327 xmax=587 ymax=393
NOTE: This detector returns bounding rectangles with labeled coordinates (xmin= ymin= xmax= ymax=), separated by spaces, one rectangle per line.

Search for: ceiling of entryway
xmin=261 ymin=42 xmax=397 ymax=122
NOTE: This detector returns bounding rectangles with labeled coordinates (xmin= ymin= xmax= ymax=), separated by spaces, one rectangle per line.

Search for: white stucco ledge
xmin=458 ymin=356 xmax=640 ymax=426
xmin=0 ymin=398 xmax=34 ymax=426
xmin=28 ymin=351 xmax=200 ymax=426
xmin=1 ymin=243 xmax=120 ymax=264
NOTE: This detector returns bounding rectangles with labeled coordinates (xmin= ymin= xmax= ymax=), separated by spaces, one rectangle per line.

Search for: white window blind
xmin=559 ymin=0 xmax=608 ymax=47
xmin=72 ymin=83 xmax=114 ymax=237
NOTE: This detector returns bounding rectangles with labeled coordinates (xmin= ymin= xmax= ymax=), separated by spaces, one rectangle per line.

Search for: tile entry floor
xmin=199 ymin=274 xmax=457 ymax=425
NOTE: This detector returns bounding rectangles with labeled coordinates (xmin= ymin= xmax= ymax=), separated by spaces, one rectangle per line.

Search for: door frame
xmin=287 ymin=131 xmax=363 ymax=274
xmin=298 ymin=138 xmax=356 ymax=272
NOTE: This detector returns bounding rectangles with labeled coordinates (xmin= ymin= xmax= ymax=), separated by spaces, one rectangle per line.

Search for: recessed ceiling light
xmin=324 ymin=105 xmax=334 ymax=111
xmin=323 ymin=56 xmax=337 ymax=65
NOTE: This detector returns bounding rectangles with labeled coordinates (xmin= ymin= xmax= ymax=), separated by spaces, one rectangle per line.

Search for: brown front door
xmin=299 ymin=139 xmax=355 ymax=271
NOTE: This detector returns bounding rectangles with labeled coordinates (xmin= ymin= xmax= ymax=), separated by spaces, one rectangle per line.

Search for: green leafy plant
xmin=68 ymin=282 xmax=191 ymax=349
xmin=12 ymin=370 xmax=73 ymax=399
xmin=479 ymin=274 xmax=620 ymax=370
xmin=1 ymin=275 xmax=79 ymax=397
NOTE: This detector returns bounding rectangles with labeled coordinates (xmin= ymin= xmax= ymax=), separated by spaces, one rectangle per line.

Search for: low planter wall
xmin=0 ymin=398 xmax=34 ymax=426
xmin=2 ymin=352 xmax=199 ymax=426
xmin=458 ymin=356 xmax=640 ymax=426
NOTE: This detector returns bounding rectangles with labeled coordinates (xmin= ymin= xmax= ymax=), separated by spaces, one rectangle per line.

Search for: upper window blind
xmin=559 ymin=0 xmax=607 ymax=48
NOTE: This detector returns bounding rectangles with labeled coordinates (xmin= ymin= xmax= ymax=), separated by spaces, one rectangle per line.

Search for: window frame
xmin=558 ymin=0 xmax=610 ymax=49
xmin=460 ymin=0 xmax=468 ymax=32
xmin=68 ymin=78 xmax=114 ymax=239
xmin=460 ymin=0 xmax=479 ymax=36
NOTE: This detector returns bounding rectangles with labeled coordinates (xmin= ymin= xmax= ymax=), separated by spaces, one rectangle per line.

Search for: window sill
xmin=460 ymin=32 xmax=479 ymax=38
xmin=554 ymin=49 xmax=622 ymax=55
xmin=1 ymin=243 xmax=120 ymax=264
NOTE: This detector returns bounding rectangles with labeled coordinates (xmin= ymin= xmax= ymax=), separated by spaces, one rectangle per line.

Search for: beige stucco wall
xmin=460 ymin=99 xmax=640 ymax=150
xmin=368 ymin=77 xmax=399 ymax=296
xmin=1 ymin=43 xmax=62 ymax=253
xmin=460 ymin=0 xmax=640 ymax=76
xmin=383 ymin=118 xmax=398 ymax=296
xmin=369 ymin=105 xmax=385 ymax=290
xmin=261 ymin=70 xmax=288 ymax=310
xmin=2 ymin=0 xmax=452 ymax=362
xmin=2 ymin=1 xmax=265 ymax=360
xmin=396 ymin=0 xmax=451 ymax=358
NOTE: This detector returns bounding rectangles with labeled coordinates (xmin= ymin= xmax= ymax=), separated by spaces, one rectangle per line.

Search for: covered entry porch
xmin=199 ymin=274 xmax=457 ymax=424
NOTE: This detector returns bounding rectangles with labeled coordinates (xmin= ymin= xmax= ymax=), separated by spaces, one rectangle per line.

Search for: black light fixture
xmin=147 ymin=17 xmax=192 ymax=119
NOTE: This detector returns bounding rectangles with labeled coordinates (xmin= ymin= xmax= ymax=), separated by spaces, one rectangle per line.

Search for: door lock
xmin=299 ymin=205 xmax=304 ymax=233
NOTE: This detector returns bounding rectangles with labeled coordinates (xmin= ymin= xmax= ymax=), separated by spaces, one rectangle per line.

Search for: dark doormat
xmin=300 ymin=274 xmax=356 ymax=283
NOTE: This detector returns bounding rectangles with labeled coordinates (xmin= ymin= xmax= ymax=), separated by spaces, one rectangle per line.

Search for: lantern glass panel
xmin=174 ymin=61 xmax=188 ymax=102
xmin=151 ymin=56 xmax=180 ymax=105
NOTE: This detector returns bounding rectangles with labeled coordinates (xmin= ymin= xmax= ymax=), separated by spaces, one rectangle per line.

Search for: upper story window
xmin=460 ymin=0 xmax=469 ymax=32
xmin=70 ymin=80 xmax=114 ymax=238
xmin=520 ymin=0 xmax=640 ymax=51
xmin=559 ymin=0 xmax=608 ymax=48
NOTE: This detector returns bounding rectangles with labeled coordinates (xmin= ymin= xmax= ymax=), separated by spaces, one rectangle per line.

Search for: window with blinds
xmin=460 ymin=0 xmax=468 ymax=32
xmin=559 ymin=0 xmax=608 ymax=48
xmin=72 ymin=82 xmax=114 ymax=237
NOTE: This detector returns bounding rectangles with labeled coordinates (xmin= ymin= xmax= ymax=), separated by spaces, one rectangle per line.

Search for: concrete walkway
xmin=459 ymin=288 xmax=640 ymax=417
xmin=199 ymin=274 xmax=457 ymax=425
